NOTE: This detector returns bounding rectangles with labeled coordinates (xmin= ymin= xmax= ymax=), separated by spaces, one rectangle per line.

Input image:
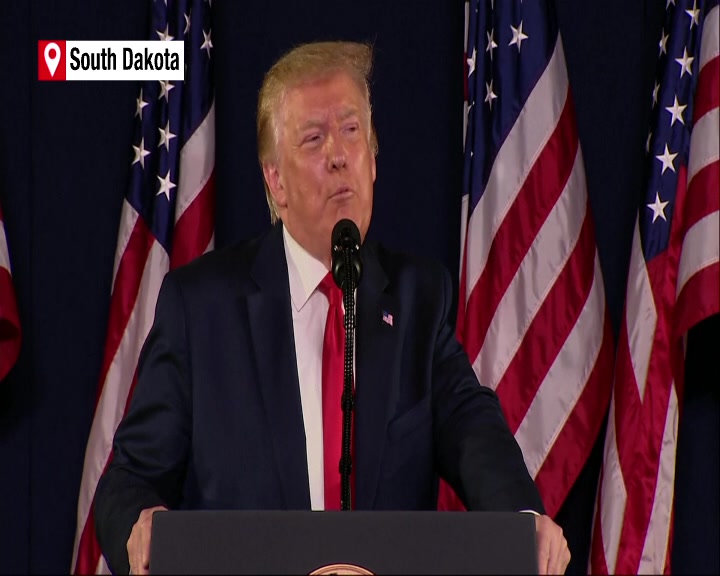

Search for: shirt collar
xmin=283 ymin=225 xmax=329 ymax=312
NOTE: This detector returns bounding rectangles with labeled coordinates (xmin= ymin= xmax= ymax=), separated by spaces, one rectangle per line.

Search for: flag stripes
xmin=445 ymin=0 xmax=614 ymax=520
xmin=71 ymin=1 xmax=215 ymax=572
xmin=591 ymin=2 xmax=719 ymax=572
xmin=0 ymin=202 xmax=21 ymax=382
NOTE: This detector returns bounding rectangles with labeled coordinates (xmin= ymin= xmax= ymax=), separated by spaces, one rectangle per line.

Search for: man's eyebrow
xmin=338 ymin=108 xmax=360 ymax=121
xmin=298 ymin=108 xmax=361 ymax=132
xmin=298 ymin=119 xmax=324 ymax=131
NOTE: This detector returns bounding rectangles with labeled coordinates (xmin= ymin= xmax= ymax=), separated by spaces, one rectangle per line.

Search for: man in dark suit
xmin=94 ymin=41 xmax=570 ymax=575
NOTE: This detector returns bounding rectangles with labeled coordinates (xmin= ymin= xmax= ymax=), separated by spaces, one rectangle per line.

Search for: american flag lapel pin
xmin=382 ymin=310 xmax=393 ymax=327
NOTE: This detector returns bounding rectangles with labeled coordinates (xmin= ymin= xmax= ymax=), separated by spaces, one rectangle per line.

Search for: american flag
xmin=590 ymin=0 xmax=719 ymax=573
xmin=70 ymin=0 xmax=215 ymax=573
xmin=438 ymin=0 xmax=614 ymax=518
xmin=0 ymin=200 xmax=21 ymax=382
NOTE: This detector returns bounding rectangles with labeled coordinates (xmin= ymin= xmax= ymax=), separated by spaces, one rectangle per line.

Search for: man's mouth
xmin=330 ymin=186 xmax=353 ymax=199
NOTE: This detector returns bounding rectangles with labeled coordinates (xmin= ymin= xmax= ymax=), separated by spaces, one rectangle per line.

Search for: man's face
xmin=262 ymin=71 xmax=376 ymax=266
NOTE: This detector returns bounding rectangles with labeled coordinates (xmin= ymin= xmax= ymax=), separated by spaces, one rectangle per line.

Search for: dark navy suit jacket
xmin=95 ymin=224 xmax=544 ymax=574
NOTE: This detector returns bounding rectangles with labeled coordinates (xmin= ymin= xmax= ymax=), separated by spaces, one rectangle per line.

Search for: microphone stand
xmin=331 ymin=218 xmax=362 ymax=511
xmin=339 ymin=248 xmax=356 ymax=511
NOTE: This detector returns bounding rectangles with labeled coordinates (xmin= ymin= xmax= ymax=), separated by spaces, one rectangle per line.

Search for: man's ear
xmin=261 ymin=161 xmax=287 ymax=208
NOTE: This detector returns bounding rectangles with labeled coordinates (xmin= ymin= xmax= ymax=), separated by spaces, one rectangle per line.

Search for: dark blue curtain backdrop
xmin=0 ymin=0 xmax=717 ymax=573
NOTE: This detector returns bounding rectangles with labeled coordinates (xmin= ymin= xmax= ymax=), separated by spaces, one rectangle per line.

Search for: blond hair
xmin=257 ymin=41 xmax=378 ymax=223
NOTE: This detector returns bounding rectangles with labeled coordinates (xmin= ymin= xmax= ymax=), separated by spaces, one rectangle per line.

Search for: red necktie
xmin=318 ymin=272 xmax=344 ymax=510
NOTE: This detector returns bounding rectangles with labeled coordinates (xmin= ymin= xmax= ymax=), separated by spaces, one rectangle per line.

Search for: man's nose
xmin=326 ymin=134 xmax=347 ymax=170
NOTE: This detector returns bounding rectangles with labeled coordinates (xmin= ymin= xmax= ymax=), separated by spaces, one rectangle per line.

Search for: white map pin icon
xmin=44 ymin=43 xmax=61 ymax=77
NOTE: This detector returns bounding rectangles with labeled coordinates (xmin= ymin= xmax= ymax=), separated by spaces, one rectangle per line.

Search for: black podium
xmin=150 ymin=510 xmax=538 ymax=574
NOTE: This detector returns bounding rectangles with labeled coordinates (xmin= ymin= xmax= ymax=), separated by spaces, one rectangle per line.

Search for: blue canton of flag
xmin=462 ymin=0 xmax=556 ymax=207
xmin=642 ymin=0 xmax=708 ymax=258
xmin=129 ymin=0 xmax=214 ymax=252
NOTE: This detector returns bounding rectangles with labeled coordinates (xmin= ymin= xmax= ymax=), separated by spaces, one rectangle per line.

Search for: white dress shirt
xmin=283 ymin=226 xmax=336 ymax=511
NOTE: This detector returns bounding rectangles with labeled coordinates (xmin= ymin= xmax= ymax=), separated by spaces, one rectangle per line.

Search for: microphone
xmin=331 ymin=219 xmax=363 ymax=291
xmin=329 ymin=219 xmax=362 ymax=511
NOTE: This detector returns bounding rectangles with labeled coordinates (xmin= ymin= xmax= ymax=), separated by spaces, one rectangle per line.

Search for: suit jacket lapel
xmin=354 ymin=244 xmax=400 ymax=509
xmin=245 ymin=224 xmax=311 ymax=509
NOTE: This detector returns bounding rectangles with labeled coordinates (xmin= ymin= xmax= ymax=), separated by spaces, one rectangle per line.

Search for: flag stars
xmin=646 ymin=131 xmax=653 ymax=152
xmin=658 ymin=30 xmax=669 ymax=56
xmin=509 ymin=21 xmax=528 ymax=52
xmin=485 ymin=79 xmax=498 ymax=109
xmin=132 ymin=137 xmax=150 ymax=169
xmin=656 ymin=144 xmax=678 ymax=174
xmin=156 ymin=23 xmax=174 ymax=42
xmin=467 ymin=48 xmax=476 ymax=77
xmin=652 ymin=82 xmax=660 ymax=106
xmin=158 ymin=121 xmax=176 ymax=151
xmin=184 ymin=12 xmax=191 ymax=35
xmin=486 ymin=29 xmax=498 ymax=60
xmin=647 ymin=192 xmax=670 ymax=223
xmin=135 ymin=89 xmax=148 ymax=120
xmin=665 ymin=95 xmax=686 ymax=126
xmin=201 ymin=29 xmax=213 ymax=58
xmin=675 ymin=47 xmax=694 ymax=77
xmin=685 ymin=1 xmax=700 ymax=29
xmin=156 ymin=171 xmax=176 ymax=200
xmin=158 ymin=79 xmax=174 ymax=102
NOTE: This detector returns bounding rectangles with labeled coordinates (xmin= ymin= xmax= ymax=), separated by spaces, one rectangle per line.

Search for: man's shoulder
xmin=165 ymin=228 xmax=271 ymax=290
